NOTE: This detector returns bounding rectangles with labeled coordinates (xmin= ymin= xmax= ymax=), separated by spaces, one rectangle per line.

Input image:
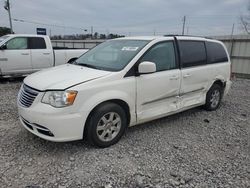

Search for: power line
xmin=11 ymin=15 xmax=242 ymax=37
xmin=12 ymin=18 xmax=88 ymax=31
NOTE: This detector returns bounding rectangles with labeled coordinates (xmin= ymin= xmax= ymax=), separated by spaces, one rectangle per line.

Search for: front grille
xmin=19 ymin=84 xmax=39 ymax=108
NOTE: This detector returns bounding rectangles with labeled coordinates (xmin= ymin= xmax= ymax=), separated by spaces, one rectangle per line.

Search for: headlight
xmin=42 ymin=90 xmax=77 ymax=108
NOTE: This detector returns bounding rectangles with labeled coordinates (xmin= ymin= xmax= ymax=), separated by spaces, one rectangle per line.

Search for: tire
xmin=86 ymin=102 xmax=127 ymax=148
xmin=204 ymin=84 xmax=223 ymax=111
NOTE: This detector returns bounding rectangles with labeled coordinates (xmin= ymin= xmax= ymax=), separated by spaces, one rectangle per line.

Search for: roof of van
xmin=115 ymin=35 xmax=217 ymax=42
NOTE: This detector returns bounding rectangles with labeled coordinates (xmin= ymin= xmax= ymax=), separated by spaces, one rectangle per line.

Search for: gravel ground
xmin=0 ymin=78 xmax=249 ymax=188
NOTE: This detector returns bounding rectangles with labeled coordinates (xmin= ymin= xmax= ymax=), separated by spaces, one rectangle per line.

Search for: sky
xmin=0 ymin=0 xmax=249 ymax=36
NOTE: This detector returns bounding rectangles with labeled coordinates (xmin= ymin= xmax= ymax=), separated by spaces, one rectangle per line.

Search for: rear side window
xmin=179 ymin=41 xmax=207 ymax=68
xmin=206 ymin=42 xmax=228 ymax=63
xmin=29 ymin=37 xmax=46 ymax=49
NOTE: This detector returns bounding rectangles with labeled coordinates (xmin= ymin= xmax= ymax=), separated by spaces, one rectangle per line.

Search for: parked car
xmin=17 ymin=36 xmax=232 ymax=147
xmin=0 ymin=34 xmax=88 ymax=77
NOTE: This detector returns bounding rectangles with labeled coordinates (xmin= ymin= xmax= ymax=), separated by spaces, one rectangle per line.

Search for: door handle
xmin=43 ymin=53 xmax=50 ymax=55
xmin=21 ymin=53 xmax=29 ymax=55
xmin=170 ymin=75 xmax=179 ymax=80
xmin=183 ymin=74 xmax=191 ymax=78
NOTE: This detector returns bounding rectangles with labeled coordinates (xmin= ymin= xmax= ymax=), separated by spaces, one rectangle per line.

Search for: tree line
xmin=0 ymin=27 xmax=12 ymax=36
xmin=0 ymin=27 xmax=125 ymax=39
xmin=50 ymin=32 xmax=125 ymax=40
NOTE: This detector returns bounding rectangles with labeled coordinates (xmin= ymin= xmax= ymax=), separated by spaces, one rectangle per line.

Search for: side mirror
xmin=0 ymin=44 xmax=7 ymax=50
xmin=138 ymin=61 xmax=156 ymax=74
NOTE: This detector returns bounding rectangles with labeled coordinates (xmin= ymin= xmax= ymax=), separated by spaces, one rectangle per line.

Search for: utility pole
xmin=106 ymin=29 xmax=109 ymax=38
xmin=91 ymin=26 xmax=93 ymax=39
xmin=186 ymin=27 xmax=189 ymax=35
xmin=4 ymin=0 xmax=13 ymax=33
xmin=230 ymin=23 xmax=235 ymax=37
xmin=230 ymin=23 xmax=235 ymax=57
xmin=182 ymin=16 xmax=186 ymax=35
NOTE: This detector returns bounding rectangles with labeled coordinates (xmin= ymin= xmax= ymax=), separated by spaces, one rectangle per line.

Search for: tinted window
xmin=29 ymin=37 xmax=46 ymax=49
xmin=140 ymin=41 xmax=176 ymax=71
xmin=179 ymin=41 xmax=206 ymax=68
xmin=206 ymin=42 xmax=228 ymax=63
xmin=6 ymin=37 xmax=28 ymax=49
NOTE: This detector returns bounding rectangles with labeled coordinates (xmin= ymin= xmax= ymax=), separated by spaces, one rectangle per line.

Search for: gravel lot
xmin=0 ymin=78 xmax=249 ymax=188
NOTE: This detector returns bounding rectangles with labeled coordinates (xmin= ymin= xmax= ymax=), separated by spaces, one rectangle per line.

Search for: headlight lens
xmin=42 ymin=90 xmax=77 ymax=107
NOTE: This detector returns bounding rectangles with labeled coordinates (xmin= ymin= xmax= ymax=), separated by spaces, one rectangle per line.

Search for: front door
xmin=136 ymin=41 xmax=181 ymax=123
xmin=0 ymin=37 xmax=32 ymax=75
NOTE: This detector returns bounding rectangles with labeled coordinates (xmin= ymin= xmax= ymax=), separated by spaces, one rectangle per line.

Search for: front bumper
xmin=18 ymin=101 xmax=86 ymax=142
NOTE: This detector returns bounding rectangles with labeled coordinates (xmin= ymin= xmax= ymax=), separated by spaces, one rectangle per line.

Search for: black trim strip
xmin=173 ymin=37 xmax=181 ymax=69
xmin=231 ymin=56 xmax=250 ymax=60
xmin=142 ymin=93 xmax=177 ymax=105
xmin=180 ymin=87 xmax=205 ymax=96
xmin=142 ymin=87 xmax=205 ymax=106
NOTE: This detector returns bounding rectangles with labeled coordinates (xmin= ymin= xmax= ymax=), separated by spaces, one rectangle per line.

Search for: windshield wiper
xmin=76 ymin=63 xmax=100 ymax=70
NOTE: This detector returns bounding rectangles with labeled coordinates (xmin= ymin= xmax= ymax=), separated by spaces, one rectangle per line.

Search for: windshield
xmin=75 ymin=39 xmax=149 ymax=71
xmin=0 ymin=35 xmax=10 ymax=43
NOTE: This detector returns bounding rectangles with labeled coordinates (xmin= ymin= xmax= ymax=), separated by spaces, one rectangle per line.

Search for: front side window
xmin=6 ymin=37 xmax=28 ymax=49
xmin=29 ymin=37 xmax=46 ymax=49
xmin=140 ymin=41 xmax=176 ymax=71
xmin=179 ymin=41 xmax=207 ymax=68
xmin=206 ymin=41 xmax=228 ymax=64
xmin=75 ymin=40 xmax=149 ymax=71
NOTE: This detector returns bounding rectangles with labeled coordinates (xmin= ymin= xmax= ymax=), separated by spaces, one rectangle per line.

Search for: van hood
xmin=24 ymin=64 xmax=111 ymax=91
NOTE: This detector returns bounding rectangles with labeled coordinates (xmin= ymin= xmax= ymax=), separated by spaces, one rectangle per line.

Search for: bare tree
xmin=240 ymin=1 xmax=250 ymax=34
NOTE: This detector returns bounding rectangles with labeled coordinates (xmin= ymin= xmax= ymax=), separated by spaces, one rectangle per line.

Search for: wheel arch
xmin=213 ymin=79 xmax=225 ymax=88
xmin=83 ymin=99 xmax=131 ymax=138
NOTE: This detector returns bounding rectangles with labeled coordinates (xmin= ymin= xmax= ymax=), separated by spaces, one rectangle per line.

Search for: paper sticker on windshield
xmin=121 ymin=47 xmax=139 ymax=51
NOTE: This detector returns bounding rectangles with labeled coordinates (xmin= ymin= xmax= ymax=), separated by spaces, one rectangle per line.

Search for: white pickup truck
xmin=0 ymin=34 xmax=88 ymax=77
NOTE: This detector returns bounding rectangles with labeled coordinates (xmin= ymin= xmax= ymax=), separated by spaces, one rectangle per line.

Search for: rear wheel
xmin=204 ymin=84 xmax=223 ymax=111
xmin=86 ymin=103 xmax=127 ymax=148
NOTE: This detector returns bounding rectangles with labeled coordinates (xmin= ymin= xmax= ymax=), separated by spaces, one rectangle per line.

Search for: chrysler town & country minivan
xmin=17 ymin=36 xmax=232 ymax=147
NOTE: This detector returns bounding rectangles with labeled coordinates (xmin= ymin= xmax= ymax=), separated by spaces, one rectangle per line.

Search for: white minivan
xmin=17 ymin=36 xmax=232 ymax=147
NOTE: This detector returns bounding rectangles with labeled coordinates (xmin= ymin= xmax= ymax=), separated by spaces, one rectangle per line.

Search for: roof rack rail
xmin=164 ymin=34 xmax=213 ymax=39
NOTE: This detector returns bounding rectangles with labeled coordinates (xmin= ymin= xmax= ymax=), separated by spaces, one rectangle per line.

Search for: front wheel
xmin=204 ymin=84 xmax=223 ymax=111
xmin=86 ymin=103 xmax=127 ymax=148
